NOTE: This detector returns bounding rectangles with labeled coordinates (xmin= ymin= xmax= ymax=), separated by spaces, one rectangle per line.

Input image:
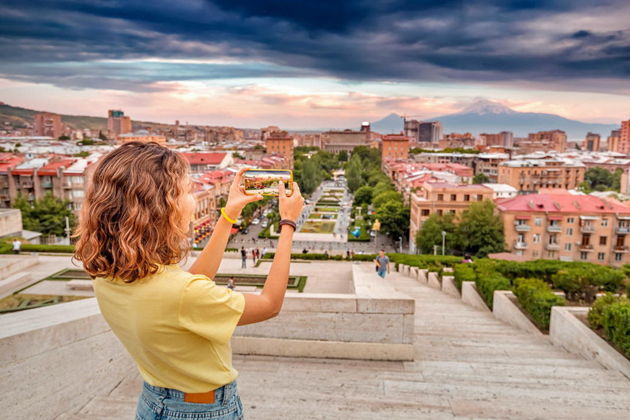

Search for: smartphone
xmin=242 ymin=169 xmax=293 ymax=196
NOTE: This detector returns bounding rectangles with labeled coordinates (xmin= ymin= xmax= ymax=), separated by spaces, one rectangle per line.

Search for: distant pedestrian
xmin=374 ymin=249 xmax=390 ymax=279
xmin=251 ymin=249 xmax=256 ymax=264
xmin=462 ymin=254 xmax=473 ymax=264
xmin=12 ymin=239 xmax=21 ymax=254
xmin=226 ymin=277 xmax=235 ymax=290
xmin=262 ymin=247 xmax=267 ymax=258
xmin=240 ymin=246 xmax=247 ymax=268
xmin=255 ymin=248 xmax=260 ymax=260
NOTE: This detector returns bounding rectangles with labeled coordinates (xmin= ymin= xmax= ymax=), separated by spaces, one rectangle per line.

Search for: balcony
xmin=515 ymin=224 xmax=530 ymax=232
xmin=580 ymin=225 xmax=595 ymax=233
xmin=614 ymin=246 xmax=629 ymax=253
xmin=545 ymin=243 xmax=560 ymax=251
xmin=514 ymin=241 xmax=528 ymax=250
xmin=579 ymin=244 xmax=594 ymax=251
xmin=616 ymin=226 xmax=630 ymax=234
xmin=547 ymin=225 xmax=562 ymax=233
xmin=41 ymin=181 xmax=53 ymax=188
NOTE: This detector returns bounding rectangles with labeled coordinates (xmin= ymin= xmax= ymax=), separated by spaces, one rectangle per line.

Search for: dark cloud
xmin=0 ymin=0 xmax=628 ymax=92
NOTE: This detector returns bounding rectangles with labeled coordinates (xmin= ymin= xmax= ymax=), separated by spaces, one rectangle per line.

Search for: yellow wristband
xmin=220 ymin=207 xmax=237 ymax=224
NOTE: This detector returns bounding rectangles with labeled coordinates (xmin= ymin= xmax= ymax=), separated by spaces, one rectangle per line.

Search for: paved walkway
xmin=62 ymin=271 xmax=630 ymax=419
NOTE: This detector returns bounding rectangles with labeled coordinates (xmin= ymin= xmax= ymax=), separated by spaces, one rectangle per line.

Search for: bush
xmin=601 ymin=301 xmax=630 ymax=359
xmin=588 ymin=293 xmax=622 ymax=329
xmin=513 ymin=277 xmax=565 ymax=330
xmin=551 ymin=266 xmax=625 ymax=303
xmin=475 ymin=272 xmax=511 ymax=308
xmin=21 ymin=244 xmax=75 ymax=253
xmin=453 ymin=263 xmax=476 ymax=290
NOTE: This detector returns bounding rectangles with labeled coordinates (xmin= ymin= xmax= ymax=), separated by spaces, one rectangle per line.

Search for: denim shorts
xmin=136 ymin=380 xmax=244 ymax=419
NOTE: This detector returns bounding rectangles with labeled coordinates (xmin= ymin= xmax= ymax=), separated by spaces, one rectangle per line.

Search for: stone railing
xmin=234 ymin=262 xmax=415 ymax=361
xmin=0 ymin=299 xmax=135 ymax=420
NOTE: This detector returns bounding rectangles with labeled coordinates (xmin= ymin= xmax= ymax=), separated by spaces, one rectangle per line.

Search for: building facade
xmin=498 ymin=193 xmax=630 ymax=266
xmin=409 ymin=182 xmax=493 ymax=252
xmin=497 ymin=160 xmax=585 ymax=192
xmin=264 ymin=135 xmax=294 ymax=168
xmin=33 ymin=113 xmax=64 ymax=138
xmin=480 ymin=131 xmax=513 ymax=148
xmin=380 ymin=134 xmax=410 ymax=162
xmin=516 ymin=130 xmax=567 ymax=153
xmin=582 ymin=132 xmax=601 ymax=152
xmin=107 ymin=110 xmax=132 ymax=137
xmin=321 ymin=129 xmax=371 ymax=153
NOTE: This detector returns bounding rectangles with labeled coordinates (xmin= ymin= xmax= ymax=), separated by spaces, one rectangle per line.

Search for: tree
xmin=372 ymin=190 xmax=402 ymax=210
xmin=353 ymin=186 xmax=373 ymax=207
xmin=415 ymin=213 xmax=458 ymax=254
xmin=472 ymin=173 xmax=490 ymax=184
xmin=375 ymin=200 xmax=410 ymax=241
xmin=338 ymin=150 xmax=348 ymax=162
xmin=585 ymin=167 xmax=616 ymax=191
xmin=346 ymin=154 xmax=363 ymax=192
xmin=372 ymin=181 xmax=394 ymax=198
xmin=456 ymin=200 xmax=504 ymax=257
xmin=13 ymin=192 xmax=76 ymax=236
xmin=98 ymin=130 xmax=107 ymax=140
xmin=299 ymin=158 xmax=322 ymax=195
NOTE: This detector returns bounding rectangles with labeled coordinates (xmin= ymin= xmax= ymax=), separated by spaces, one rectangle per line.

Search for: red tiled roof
xmin=497 ymin=193 xmax=630 ymax=214
xmin=37 ymin=159 xmax=76 ymax=176
xmin=0 ymin=154 xmax=24 ymax=172
xmin=182 ymin=152 xmax=227 ymax=165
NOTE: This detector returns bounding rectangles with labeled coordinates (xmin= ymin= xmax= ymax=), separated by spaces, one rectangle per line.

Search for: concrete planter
xmin=427 ymin=271 xmax=441 ymax=290
xmin=493 ymin=291 xmax=544 ymax=336
xmin=550 ymin=306 xmax=630 ymax=379
xmin=461 ymin=281 xmax=490 ymax=312
xmin=417 ymin=269 xmax=428 ymax=284
xmin=441 ymin=275 xmax=460 ymax=298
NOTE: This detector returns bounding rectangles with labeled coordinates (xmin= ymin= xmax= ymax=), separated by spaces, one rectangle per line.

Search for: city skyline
xmin=1 ymin=1 xmax=629 ymax=129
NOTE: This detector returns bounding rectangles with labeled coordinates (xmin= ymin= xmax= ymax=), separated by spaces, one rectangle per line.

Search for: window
xmin=617 ymin=235 xmax=625 ymax=247
xmin=437 ymin=209 xmax=443 ymax=216
xmin=438 ymin=194 xmax=444 ymax=201
xmin=598 ymin=252 xmax=605 ymax=261
xmin=450 ymin=194 xmax=457 ymax=201
xmin=566 ymin=228 xmax=573 ymax=235
xmin=477 ymin=194 xmax=483 ymax=201
xmin=580 ymin=252 xmax=588 ymax=260
xmin=449 ymin=210 xmax=456 ymax=214
xmin=535 ymin=217 xmax=542 ymax=226
xmin=567 ymin=217 xmax=574 ymax=223
xmin=564 ymin=243 xmax=572 ymax=251
xmin=549 ymin=234 xmax=558 ymax=244
xmin=581 ymin=235 xmax=591 ymax=246
xmin=599 ymin=236 xmax=607 ymax=246
xmin=421 ymin=209 xmax=430 ymax=216
xmin=615 ymin=253 xmax=623 ymax=261
xmin=464 ymin=194 xmax=470 ymax=201
xmin=533 ymin=234 xmax=540 ymax=243
xmin=602 ymin=218 xmax=608 ymax=227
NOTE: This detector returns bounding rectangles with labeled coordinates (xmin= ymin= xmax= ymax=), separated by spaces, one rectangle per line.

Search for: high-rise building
xmin=404 ymin=120 xmax=442 ymax=143
xmin=107 ymin=110 xmax=132 ymax=137
xmin=33 ymin=112 xmax=64 ymax=138
xmin=582 ymin=132 xmax=601 ymax=152
xmin=608 ymin=129 xmax=622 ymax=153
xmin=480 ymin=131 xmax=513 ymax=148
xmin=614 ymin=120 xmax=630 ymax=154
xmin=265 ymin=135 xmax=294 ymax=168
xmin=380 ymin=134 xmax=410 ymax=163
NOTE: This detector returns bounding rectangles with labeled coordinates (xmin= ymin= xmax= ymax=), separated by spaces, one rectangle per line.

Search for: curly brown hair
xmin=73 ymin=142 xmax=192 ymax=283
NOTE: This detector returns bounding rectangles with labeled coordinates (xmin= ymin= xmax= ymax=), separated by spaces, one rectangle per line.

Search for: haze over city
xmin=1 ymin=0 xmax=629 ymax=128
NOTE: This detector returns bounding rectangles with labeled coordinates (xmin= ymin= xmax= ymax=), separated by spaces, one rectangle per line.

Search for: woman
xmin=73 ymin=142 xmax=303 ymax=419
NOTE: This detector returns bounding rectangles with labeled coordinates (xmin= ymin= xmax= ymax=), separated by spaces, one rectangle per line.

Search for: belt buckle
xmin=184 ymin=390 xmax=216 ymax=404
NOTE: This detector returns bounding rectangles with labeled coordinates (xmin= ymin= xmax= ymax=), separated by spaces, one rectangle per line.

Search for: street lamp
xmin=441 ymin=231 xmax=446 ymax=256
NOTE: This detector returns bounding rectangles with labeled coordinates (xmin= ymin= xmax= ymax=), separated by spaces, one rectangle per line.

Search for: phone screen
xmin=242 ymin=169 xmax=293 ymax=196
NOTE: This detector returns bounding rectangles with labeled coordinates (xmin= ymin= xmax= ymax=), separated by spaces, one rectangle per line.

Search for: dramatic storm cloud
xmin=0 ymin=0 xmax=628 ymax=127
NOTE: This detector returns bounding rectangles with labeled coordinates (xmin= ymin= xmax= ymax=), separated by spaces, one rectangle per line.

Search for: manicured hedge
xmin=513 ymin=277 xmax=565 ymax=330
xmin=21 ymin=244 xmax=75 ymax=253
xmin=588 ymin=294 xmax=630 ymax=359
xmin=551 ymin=266 xmax=625 ymax=303
xmin=453 ymin=263 xmax=476 ymax=290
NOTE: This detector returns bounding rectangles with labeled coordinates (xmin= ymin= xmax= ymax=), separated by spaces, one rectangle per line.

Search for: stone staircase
xmin=59 ymin=270 xmax=630 ymax=419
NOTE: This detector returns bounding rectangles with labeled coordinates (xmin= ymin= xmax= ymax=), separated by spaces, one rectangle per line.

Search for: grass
xmin=299 ymin=220 xmax=336 ymax=233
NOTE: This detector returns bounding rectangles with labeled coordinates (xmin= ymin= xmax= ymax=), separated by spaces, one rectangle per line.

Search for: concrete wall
xmin=234 ymin=263 xmax=415 ymax=361
xmin=493 ymin=290 xmax=543 ymax=336
xmin=0 ymin=208 xmax=22 ymax=238
xmin=0 ymin=298 xmax=135 ymax=420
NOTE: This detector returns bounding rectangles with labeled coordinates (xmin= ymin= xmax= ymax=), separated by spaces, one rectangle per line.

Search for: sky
xmin=0 ymin=0 xmax=629 ymax=129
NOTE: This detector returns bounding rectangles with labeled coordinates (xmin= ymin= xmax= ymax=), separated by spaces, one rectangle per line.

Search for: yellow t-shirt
xmin=93 ymin=263 xmax=245 ymax=393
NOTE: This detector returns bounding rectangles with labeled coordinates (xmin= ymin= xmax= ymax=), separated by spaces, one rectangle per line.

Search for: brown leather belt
xmin=184 ymin=389 xmax=216 ymax=404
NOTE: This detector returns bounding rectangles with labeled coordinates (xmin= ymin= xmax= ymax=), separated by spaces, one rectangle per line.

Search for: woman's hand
xmin=279 ymin=181 xmax=304 ymax=222
xmin=224 ymin=168 xmax=263 ymax=219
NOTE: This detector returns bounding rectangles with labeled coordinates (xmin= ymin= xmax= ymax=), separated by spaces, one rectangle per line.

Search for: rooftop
xmin=182 ymin=152 xmax=227 ymax=166
xmin=497 ymin=193 xmax=630 ymax=214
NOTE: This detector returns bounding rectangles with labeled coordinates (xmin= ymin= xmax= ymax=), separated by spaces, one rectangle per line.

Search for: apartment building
xmin=497 ymin=159 xmax=585 ymax=192
xmin=107 ymin=110 xmax=132 ymax=137
xmin=497 ymin=193 xmax=630 ymax=266
xmin=516 ymin=130 xmax=567 ymax=153
xmin=582 ymin=132 xmax=601 ymax=152
xmin=480 ymin=131 xmax=513 ymax=148
xmin=409 ymin=182 xmax=493 ymax=252
xmin=117 ymin=131 xmax=166 ymax=145
xmin=33 ymin=112 xmax=64 ymax=138
xmin=475 ymin=153 xmax=510 ymax=183
xmin=380 ymin=134 xmax=410 ymax=162
xmin=264 ymin=135 xmax=294 ymax=168
xmin=404 ymin=120 xmax=442 ymax=143
xmin=182 ymin=152 xmax=232 ymax=173
xmin=191 ymin=170 xmax=234 ymax=245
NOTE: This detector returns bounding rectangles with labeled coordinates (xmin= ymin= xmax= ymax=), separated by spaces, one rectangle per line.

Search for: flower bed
xmin=314 ymin=206 xmax=340 ymax=212
xmin=299 ymin=220 xmax=336 ymax=233
xmin=308 ymin=213 xmax=338 ymax=220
